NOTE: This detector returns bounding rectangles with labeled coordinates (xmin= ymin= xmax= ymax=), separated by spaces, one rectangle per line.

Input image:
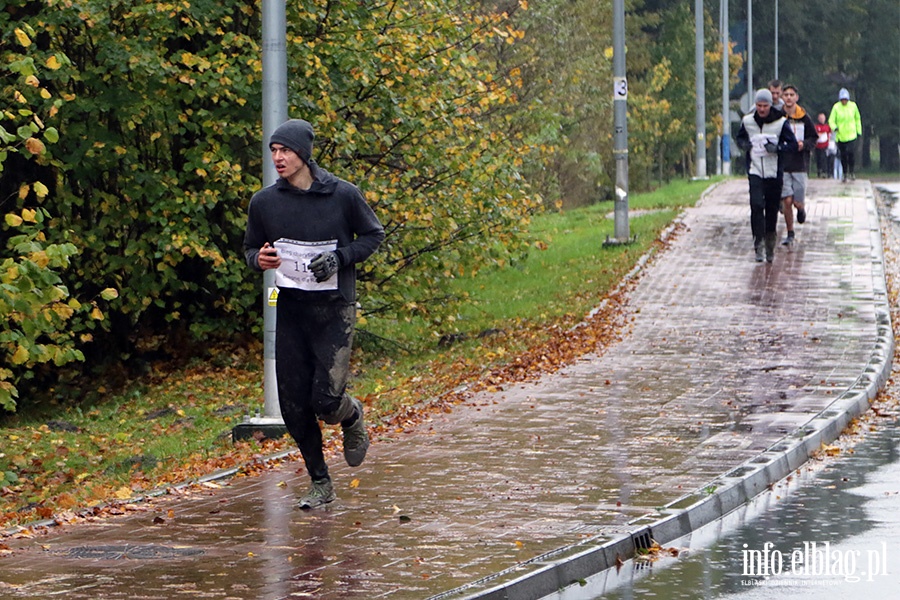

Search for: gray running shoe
xmin=298 ymin=478 xmax=336 ymax=509
xmin=342 ymin=398 xmax=369 ymax=467
xmin=781 ymin=234 xmax=795 ymax=246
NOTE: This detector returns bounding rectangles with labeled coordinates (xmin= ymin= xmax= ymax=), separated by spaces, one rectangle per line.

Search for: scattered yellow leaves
xmin=56 ymin=493 xmax=79 ymax=509
xmin=822 ymin=444 xmax=841 ymax=457
xmin=349 ymin=478 xmax=360 ymax=489
xmin=114 ymin=486 xmax=133 ymax=500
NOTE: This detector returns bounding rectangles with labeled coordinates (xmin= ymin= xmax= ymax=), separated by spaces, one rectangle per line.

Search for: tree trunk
xmin=880 ymin=135 xmax=900 ymax=172
xmin=862 ymin=129 xmax=872 ymax=170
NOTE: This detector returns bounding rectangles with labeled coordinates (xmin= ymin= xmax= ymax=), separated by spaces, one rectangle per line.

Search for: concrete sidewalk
xmin=0 ymin=178 xmax=892 ymax=600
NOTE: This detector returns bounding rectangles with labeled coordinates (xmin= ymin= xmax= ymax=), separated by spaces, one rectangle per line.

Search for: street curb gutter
xmin=433 ymin=182 xmax=894 ymax=600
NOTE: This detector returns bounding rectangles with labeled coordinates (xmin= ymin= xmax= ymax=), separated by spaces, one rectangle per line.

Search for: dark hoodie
xmin=243 ymin=163 xmax=385 ymax=304
xmin=781 ymin=104 xmax=818 ymax=173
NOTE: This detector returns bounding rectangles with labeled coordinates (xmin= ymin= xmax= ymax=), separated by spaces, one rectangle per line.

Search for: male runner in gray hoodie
xmin=243 ymin=119 xmax=384 ymax=508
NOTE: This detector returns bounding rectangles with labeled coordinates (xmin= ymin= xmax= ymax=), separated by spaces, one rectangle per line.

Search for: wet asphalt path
xmin=0 ymin=178 xmax=887 ymax=599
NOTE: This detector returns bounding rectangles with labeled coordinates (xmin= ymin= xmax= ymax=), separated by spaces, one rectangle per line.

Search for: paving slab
xmin=0 ymin=178 xmax=891 ymax=600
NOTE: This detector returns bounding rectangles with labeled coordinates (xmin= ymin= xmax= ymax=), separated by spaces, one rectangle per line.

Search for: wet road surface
xmin=0 ymin=178 xmax=889 ymax=599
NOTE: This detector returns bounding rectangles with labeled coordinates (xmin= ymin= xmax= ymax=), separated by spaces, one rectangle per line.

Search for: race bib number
xmin=273 ymin=238 xmax=338 ymax=291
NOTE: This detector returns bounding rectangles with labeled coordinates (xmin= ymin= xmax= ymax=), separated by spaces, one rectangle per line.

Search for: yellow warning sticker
xmin=267 ymin=287 xmax=279 ymax=307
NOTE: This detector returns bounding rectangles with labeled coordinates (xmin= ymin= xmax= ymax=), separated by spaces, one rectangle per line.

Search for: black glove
xmin=764 ymin=141 xmax=778 ymax=154
xmin=309 ymin=251 xmax=340 ymax=282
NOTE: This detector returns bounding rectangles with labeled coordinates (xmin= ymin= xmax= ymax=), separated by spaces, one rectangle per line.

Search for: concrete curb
xmin=433 ymin=181 xmax=894 ymax=600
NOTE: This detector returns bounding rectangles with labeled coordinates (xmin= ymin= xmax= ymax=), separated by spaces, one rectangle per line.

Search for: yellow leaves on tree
xmin=11 ymin=346 xmax=29 ymax=365
xmin=14 ymin=28 xmax=32 ymax=47
xmin=24 ymin=137 xmax=46 ymax=155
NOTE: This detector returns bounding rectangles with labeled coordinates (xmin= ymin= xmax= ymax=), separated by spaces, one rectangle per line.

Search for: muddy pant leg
xmin=306 ymin=303 xmax=357 ymax=425
xmin=276 ymin=295 xmax=329 ymax=481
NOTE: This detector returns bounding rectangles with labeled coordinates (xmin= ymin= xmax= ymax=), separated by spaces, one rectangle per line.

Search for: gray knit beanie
xmin=269 ymin=119 xmax=315 ymax=164
xmin=754 ymin=88 xmax=773 ymax=105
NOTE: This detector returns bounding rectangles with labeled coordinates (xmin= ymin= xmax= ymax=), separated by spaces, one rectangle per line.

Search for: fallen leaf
xmin=349 ymin=478 xmax=360 ymax=489
xmin=114 ymin=486 xmax=133 ymax=500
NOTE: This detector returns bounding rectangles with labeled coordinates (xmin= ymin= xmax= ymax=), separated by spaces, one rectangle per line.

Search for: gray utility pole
xmin=774 ymin=0 xmax=779 ymax=79
xmin=234 ymin=0 xmax=288 ymax=441
xmin=747 ymin=0 xmax=753 ymax=97
xmin=721 ymin=0 xmax=731 ymax=175
xmin=694 ymin=0 xmax=707 ymax=180
xmin=608 ymin=0 xmax=631 ymax=245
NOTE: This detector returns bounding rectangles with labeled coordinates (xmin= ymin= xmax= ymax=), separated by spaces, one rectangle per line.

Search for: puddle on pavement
xmin=547 ymin=418 xmax=900 ymax=599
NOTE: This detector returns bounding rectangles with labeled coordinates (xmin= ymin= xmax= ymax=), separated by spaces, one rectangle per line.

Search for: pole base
xmin=232 ymin=417 xmax=288 ymax=443
xmin=602 ymin=234 xmax=638 ymax=247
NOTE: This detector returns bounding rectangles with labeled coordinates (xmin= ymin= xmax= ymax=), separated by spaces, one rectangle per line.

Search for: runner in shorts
xmin=779 ymin=85 xmax=817 ymax=246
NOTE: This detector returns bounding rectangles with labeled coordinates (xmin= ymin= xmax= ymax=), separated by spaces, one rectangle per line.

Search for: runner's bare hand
xmin=257 ymin=243 xmax=281 ymax=270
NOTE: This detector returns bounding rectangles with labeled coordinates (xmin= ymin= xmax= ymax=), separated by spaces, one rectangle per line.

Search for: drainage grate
xmin=631 ymin=528 xmax=653 ymax=551
xmin=54 ymin=544 xmax=205 ymax=560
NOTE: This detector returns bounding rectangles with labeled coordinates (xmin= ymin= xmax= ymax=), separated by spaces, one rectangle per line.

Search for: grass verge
xmin=0 ymin=177 xmax=719 ymax=531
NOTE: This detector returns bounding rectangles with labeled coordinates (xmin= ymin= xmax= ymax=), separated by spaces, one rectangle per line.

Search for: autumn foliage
xmin=1 ymin=0 xmax=538 ymax=411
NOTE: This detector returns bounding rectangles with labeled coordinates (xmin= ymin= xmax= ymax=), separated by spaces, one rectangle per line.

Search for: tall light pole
xmin=694 ymin=0 xmax=707 ymax=180
xmin=747 ymin=0 xmax=753 ymax=97
xmin=234 ymin=0 xmax=288 ymax=441
xmin=607 ymin=0 xmax=631 ymax=245
xmin=774 ymin=0 xmax=779 ymax=79
xmin=721 ymin=0 xmax=731 ymax=175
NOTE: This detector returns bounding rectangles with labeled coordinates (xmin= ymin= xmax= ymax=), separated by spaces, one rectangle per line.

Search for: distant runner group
xmin=736 ymin=80 xmax=862 ymax=262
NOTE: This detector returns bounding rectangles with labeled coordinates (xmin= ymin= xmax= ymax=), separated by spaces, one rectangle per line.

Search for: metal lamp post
xmin=721 ymin=0 xmax=731 ymax=175
xmin=605 ymin=0 xmax=633 ymax=246
xmin=694 ymin=0 xmax=707 ymax=180
xmin=234 ymin=0 xmax=288 ymax=441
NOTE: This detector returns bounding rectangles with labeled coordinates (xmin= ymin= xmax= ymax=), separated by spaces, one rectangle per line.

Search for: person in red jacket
xmin=814 ymin=113 xmax=833 ymax=179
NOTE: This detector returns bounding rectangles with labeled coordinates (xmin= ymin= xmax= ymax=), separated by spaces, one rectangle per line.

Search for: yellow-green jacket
xmin=828 ymin=101 xmax=862 ymax=143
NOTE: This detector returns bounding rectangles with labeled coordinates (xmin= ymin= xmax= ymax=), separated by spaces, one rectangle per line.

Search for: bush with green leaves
xmin=1 ymin=19 xmax=107 ymax=411
xmin=1 ymin=0 xmax=538 ymax=410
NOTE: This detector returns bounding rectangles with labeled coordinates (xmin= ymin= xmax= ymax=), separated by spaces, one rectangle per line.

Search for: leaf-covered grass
xmin=0 ymin=178 xmax=718 ymax=530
